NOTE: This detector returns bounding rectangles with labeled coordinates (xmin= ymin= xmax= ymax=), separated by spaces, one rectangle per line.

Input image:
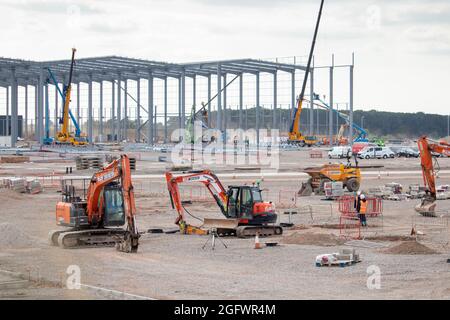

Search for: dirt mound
xmin=366 ymin=235 xmax=415 ymax=242
xmin=282 ymin=231 xmax=345 ymax=246
xmin=383 ymin=241 xmax=437 ymax=255
xmin=0 ymin=222 xmax=34 ymax=248
xmin=290 ymin=224 xmax=310 ymax=231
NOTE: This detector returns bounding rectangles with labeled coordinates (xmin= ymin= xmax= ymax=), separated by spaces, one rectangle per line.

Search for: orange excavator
xmin=165 ymin=170 xmax=283 ymax=237
xmin=415 ymin=136 xmax=450 ymax=216
xmin=49 ymin=154 xmax=139 ymax=252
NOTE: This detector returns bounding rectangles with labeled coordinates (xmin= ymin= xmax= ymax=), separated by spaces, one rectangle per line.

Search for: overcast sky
xmin=1 ymin=0 xmax=449 ymax=115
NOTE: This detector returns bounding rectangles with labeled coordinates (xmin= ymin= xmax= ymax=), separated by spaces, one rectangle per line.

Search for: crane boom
xmin=289 ymin=0 xmax=324 ymax=142
xmin=60 ymin=48 xmax=76 ymax=139
xmin=54 ymin=48 xmax=88 ymax=145
xmin=47 ymin=67 xmax=82 ymax=137
xmin=314 ymin=97 xmax=368 ymax=142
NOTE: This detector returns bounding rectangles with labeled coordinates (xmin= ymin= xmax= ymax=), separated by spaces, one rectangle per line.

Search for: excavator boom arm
xmin=165 ymin=170 xmax=229 ymax=223
xmin=86 ymin=155 xmax=137 ymax=236
xmin=417 ymin=136 xmax=450 ymax=200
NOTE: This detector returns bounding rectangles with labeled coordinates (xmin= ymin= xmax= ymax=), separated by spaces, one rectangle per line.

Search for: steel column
xmin=217 ymin=65 xmax=222 ymax=132
xmin=44 ymin=82 xmax=49 ymax=142
xmin=111 ymin=80 xmax=115 ymax=140
xmin=54 ymin=83 xmax=59 ymax=135
xmin=136 ymin=78 xmax=140 ymax=142
xmin=124 ymin=79 xmax=128 ymax=141
xmin=256 ymin=72 xmax=260 ymax=146
xmin=117 ymin=75 xmax=122 ymax=141
xmin=239 ymin=74 xmax=243 ymax=129
xmin=309 ymin=66 xmax=314 ymax=135
xmin=181 ymin=71 xmax=185 ymax=131
xmin=273 ymin=72 xmax=277 ymax=130
xmin=349 ymin=55 xmax=354 ymax=146
xmin=164 ymin=77 xmax=168 ymax=143
xmin=223 ymin=74 xmax=227 ymax=131
xmin=291 ymin=71 xmax=296 ymax=116
xmin=329 ymin=62 xmax=334 ymax=145
xmin=99 ymin=81 xmax=103 ymax=137
xmin=148 ymin=72 xmax=154 ymax=145
xmin=24 ymin=85 xmax=28 ymax=137
xmin=11 ymin=70 xmax=18 ymax=147
xmin=154 ymin=104 xmax=157 ymax=141
xmin=178 ymin=76 xmax=182 ymax=133
xmin=88 ymin=77 xmax=93 ymax=143
xmin=193 ymin=75 xmax=196 ymax=108
xmin=207 ymin=75 xmax=211 ymax=126
xmin=76 ymin=83 xmax=80 ymax=125
xmin=6 ymin=86 xmax=9 ymax=136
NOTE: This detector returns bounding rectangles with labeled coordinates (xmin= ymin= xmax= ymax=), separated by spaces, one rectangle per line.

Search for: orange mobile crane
xmin=49 ymin=155 xmax=139 ymax=252
xmin=165 ymin=170 xmax=283 ymax=237
xmin=415 ymin=136 xmax=450 ymax=215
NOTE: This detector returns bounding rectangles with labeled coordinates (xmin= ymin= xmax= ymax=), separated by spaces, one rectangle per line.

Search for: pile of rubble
xmin=0 ymin=155 xmax=30 ymax=163
xmin=2 ymin=177 xmax=43 ymax=194
xmin=367 ymin=182 xmax=450 ymax=201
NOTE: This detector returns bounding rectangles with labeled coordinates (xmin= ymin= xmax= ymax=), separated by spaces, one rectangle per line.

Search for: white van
xmin=357 ymin=146 xmax=395 ymax=159
xmin=328 ymin=146 xmax=352 ymax=159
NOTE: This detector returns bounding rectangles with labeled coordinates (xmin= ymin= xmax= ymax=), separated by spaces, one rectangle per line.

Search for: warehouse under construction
xmin=1 ymin=0 xmax=450 ymax=301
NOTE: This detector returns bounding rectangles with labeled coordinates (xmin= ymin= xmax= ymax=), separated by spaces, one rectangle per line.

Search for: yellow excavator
xmin=55 ymin=48 xmax=88 ymax=146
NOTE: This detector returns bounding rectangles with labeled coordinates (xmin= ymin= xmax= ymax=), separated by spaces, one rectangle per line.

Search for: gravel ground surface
xmin=0 ymin=148 xmax=449 ymax=299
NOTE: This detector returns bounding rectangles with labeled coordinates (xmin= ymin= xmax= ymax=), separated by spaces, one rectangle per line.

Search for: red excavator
xmin=415 ymin=136 xmax=450 ymax=216
xmin=49 ymin=154 xmax=140 ymax=252
xmin=165 ymin=170 xmax=283 ymax=237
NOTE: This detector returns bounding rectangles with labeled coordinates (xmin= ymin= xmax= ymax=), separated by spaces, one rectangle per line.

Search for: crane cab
xmin=226 ymin=186 xmax=278 ymax=225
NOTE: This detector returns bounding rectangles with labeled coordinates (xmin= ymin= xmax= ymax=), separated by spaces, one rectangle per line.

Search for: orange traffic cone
xmin=254 ymin=232 xmax=263 ymax=249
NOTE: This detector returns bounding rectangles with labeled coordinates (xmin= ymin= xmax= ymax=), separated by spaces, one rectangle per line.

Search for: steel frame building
xmin=0 ymin=55 xmax=353 ymax=147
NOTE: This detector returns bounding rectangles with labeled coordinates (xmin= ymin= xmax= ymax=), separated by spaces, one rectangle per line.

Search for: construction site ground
xmin=1 ymin=148 xmax=450 ymax=299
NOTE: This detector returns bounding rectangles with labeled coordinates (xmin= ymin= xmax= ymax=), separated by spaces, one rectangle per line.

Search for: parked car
xmin=328 ymin=146 xmax=352 ymax=159
xmin=357 ymin=146 xmax=395 ymax=159
xmin=396 ymin=147 xmax=419 ymax=158
xmin=436 ymin=185 xmax=450 ymax=200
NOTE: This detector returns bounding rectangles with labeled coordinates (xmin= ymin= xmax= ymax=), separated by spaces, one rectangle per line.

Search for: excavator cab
xmin=226 ymin=186 xmax=277 ymax=225
xmin=102 ymin=183 xmax=126 ymax=227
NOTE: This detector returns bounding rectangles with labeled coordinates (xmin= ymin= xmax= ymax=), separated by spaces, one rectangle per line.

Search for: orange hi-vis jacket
xmin=360 ymin=199 xmax=367 ymax=214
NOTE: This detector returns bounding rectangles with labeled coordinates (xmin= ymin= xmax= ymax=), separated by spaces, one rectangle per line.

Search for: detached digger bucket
xmin=202 ymin=218 xmax=239 ymax=230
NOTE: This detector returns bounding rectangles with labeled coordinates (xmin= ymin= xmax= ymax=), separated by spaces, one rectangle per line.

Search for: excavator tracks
xmin=235 ymin=225 xmax=283 ymax=238
xmin=48 ymin=229 xmax=127 ymax=249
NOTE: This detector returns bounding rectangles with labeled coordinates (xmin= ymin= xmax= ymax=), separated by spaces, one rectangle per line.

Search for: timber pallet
xmin=316 ymin=259 xmax=361 ymax=268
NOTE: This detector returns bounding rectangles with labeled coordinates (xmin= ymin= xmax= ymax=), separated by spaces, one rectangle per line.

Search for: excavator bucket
xmin=298 ymin=181 xmax=313 ymax=196
xmin=202 ymin=218 xmax=240 ymax=230
xmin=414 ymin=198 xmax=437 ymax=217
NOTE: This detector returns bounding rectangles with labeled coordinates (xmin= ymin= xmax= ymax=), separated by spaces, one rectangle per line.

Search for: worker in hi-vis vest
xmin=354 ymin=191 xmax=368 ymax=227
